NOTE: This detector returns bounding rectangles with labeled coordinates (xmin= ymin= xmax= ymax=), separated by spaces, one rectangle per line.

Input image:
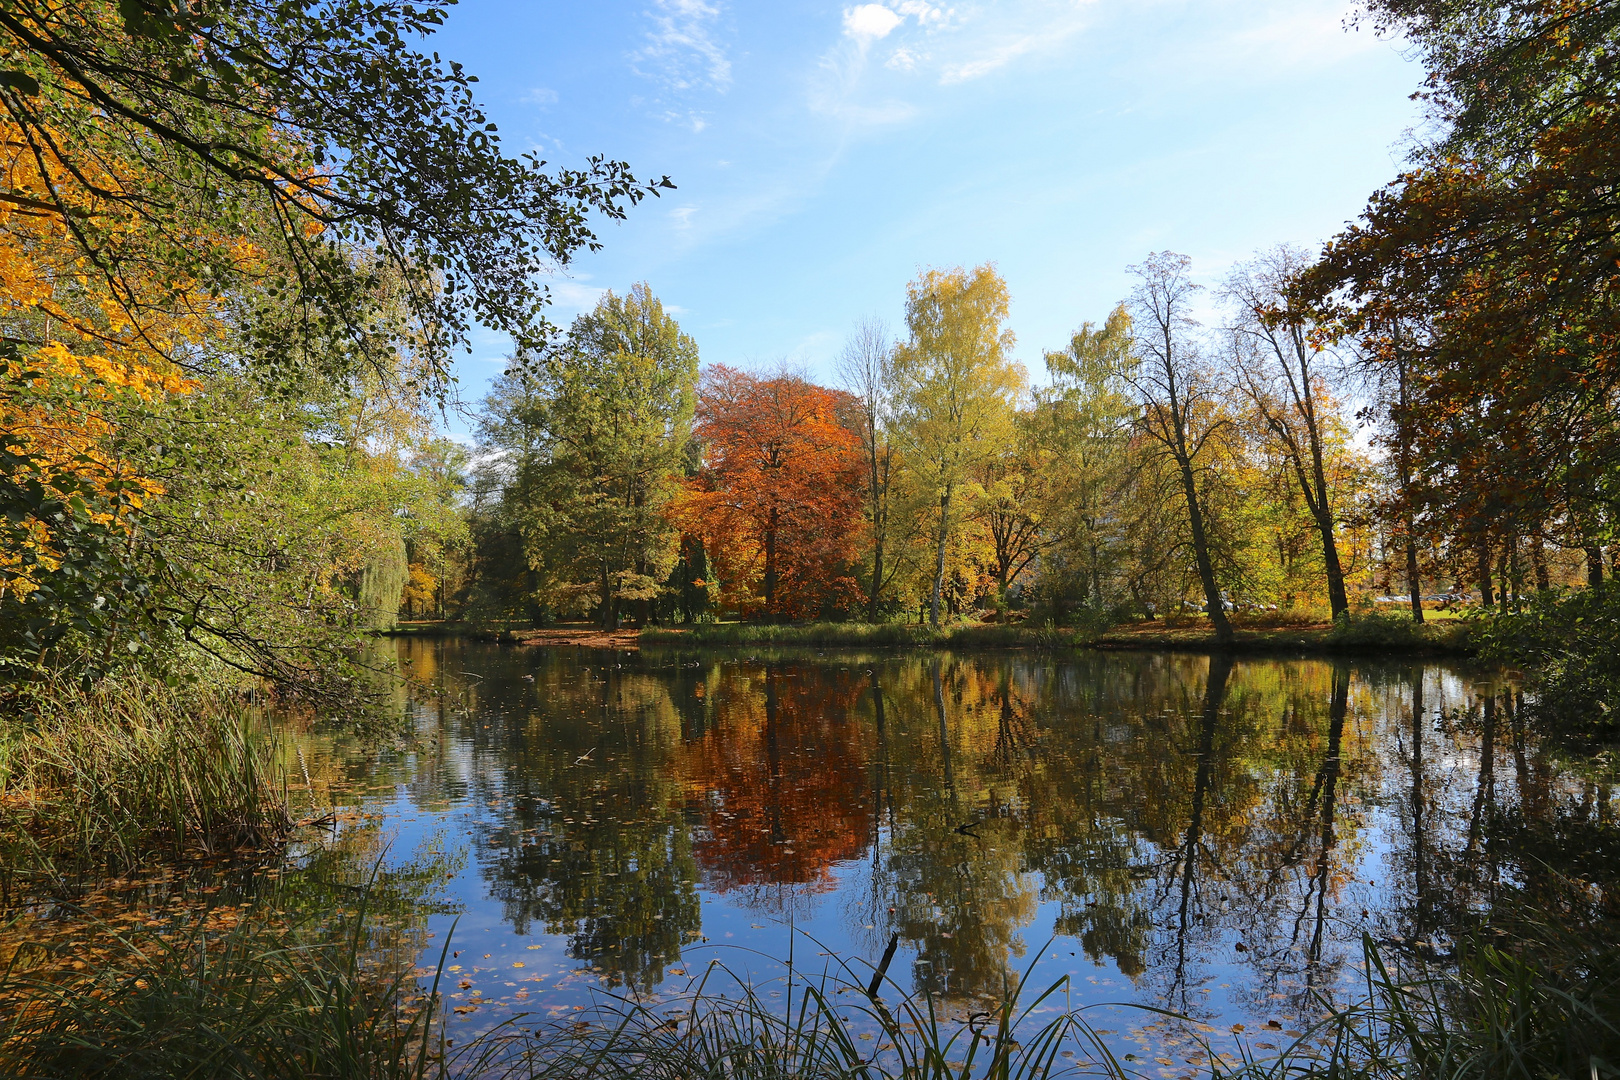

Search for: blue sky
xmin=431 ymin=0 xmax=1425 ymax=436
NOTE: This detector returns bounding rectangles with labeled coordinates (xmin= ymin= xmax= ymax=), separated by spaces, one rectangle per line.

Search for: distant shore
xmin=384 ymin=616 xmax=1477 ymax=656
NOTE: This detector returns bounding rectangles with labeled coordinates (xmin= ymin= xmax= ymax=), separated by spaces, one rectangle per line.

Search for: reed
xmin=0 ymin=891 xmax=446 ymax=1080
xmin=1214 ymin=930 xmax=1620 ymax=1080
xmin=0 ymin=675 xmax=289 ymax=892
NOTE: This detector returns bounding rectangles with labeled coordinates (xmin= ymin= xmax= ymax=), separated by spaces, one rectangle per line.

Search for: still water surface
xmin=300 ymin=640 xmax=1596 ymax=1059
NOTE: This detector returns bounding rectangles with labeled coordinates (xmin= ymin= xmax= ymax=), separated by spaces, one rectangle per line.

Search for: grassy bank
xmin=639 ymin=613 xmax=1477 ymax=655
xmin=1093 ymin=610 xmax=1477 ymax=656
xmin=639 ymin=621 xmax=1090 ymax=649
xmin=0 ymin=890 xmax=441 ymax=1080
xmin=0 ymin=676 xmax=290 ymax=895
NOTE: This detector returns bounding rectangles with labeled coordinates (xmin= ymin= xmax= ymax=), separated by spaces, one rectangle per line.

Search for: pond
xmin=280 ymin=640 xmax=1604 ymax=1063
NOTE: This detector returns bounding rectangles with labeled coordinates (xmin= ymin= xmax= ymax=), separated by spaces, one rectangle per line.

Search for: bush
xmin=1479 ymin=586 xmax=1620 ymax=743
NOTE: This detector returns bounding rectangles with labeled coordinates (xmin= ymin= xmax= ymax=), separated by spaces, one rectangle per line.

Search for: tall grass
xmin=499 ymin=946 xmax=1136 ymax=1080
xmin=0 ymin=890 xmax=448 ymax=1080
xmin=1203 ymin=927 xmax=1620 ymax=1080
xmin=0 ymin=675 xmax=289 ymax=893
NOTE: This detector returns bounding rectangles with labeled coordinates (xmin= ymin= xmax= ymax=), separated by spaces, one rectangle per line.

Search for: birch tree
xmin=891 ymin=265 xmax=1024 ymax=627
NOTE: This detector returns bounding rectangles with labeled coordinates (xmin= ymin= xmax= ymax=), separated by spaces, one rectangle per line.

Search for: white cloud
xmin=634 ymin=0 xmax=731 ymax=93
xmin=895 ymin=1 xmax=949 ymax=26
xmin=939 ymin=34 xmax=1043 ymax=83
xmin=822 ymin=0 xmax=1091 ymax=100
xmin=522 ymin=87 xmax=559 ymax=106
xmin=843 ymin=4 xmax=903 ymax=42
xmin=671 ymin=205 xmax=700 ymax=228
xmin=549 ymin=280 xmax=608 ymax=313
xmin=886 ymin=46 xmax=919 ymax=70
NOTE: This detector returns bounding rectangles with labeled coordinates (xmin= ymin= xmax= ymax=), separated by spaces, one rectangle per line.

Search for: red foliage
xmin=676 ymin=366 xmax=865 ymax=620
xmin=678 ymin=668 xmax=873 ymax=902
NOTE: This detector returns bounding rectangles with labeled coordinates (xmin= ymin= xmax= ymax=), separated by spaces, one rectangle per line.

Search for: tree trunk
xmin=930 ymin=490 xmax=951 ymax=628
xmin=1476 ymin=539 xmax=1495 ymax=608
xmin=600 ymin=561 xmax=613 ymax=630
xmin=1497 ymin=546 xmax=1510 ymax=614
xmin=1090 ymin=538 xmax=1103 ymax=609
xmin=1307 ymin=428 xmax=1348 ymax=619
xmin=867 ymin=531 xmax=884 ymax=623
xmin=1406 ymin=533 xmax=1424 ymax=624
xmin=1177 ymin=462 xmax=1231 ymax=643
xmin=1586 ymin=543 xmax=1605 ymax=589
xmin=764 ymin=506 xmax=778 ymax=617
xmin=1321 ymin=515 xmax=1350 ymax=619
xmin=1531 ymin=535 xmax=1551 ymax=592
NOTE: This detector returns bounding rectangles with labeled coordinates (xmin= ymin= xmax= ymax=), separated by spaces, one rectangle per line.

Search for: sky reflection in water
xmin=321 ymin=640 xmax=1573 ymax=1059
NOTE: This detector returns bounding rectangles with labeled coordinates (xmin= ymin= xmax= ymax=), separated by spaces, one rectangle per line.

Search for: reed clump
xmin=0 ymin=675 xmax=289 ymax=891
xmin=0 ymin=896 xmax=444 ymax=1080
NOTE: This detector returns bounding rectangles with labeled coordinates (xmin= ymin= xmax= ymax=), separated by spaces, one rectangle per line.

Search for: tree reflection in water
xmin=376 ymin=640 xmax=1614 ymax=1019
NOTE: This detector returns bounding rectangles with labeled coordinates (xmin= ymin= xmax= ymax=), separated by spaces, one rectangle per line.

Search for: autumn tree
xmin=483 ymin=285 xmax=699 ymax=629
xmin=1039 ymin=304 xmax=1138 ymax=611
xmin=970 ymin=410 xmax=1064 ymax=604
xmin=1302 ymin=2 xmax=1620 ymax=602
xmin=837 ymin=320 xmax=902 ymax=621
xmin=0 ymin=0 xmax=666 ymax=684
xmin=1124 ymin=252 xmax=1233 ymax=642
xmin=891 ymin=265 xmax=1025 ymax=627
xmin=1224 ymin=246 xmax=1354 ymax=618
xmin=685 ymin=366 xmax=864 ymax=620
xmin=0 ymin=0 xmax=666 ymax=385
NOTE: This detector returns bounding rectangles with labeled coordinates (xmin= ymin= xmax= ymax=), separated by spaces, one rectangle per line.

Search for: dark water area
xmin=281 ymin=641 xmax=1611 ymax=1061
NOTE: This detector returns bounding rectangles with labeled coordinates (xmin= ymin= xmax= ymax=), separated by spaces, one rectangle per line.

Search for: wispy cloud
xmin=816 ymin=0 xmax=1092 ymax=119
xmin=521 ymin=86 xmax=559 ymax=107
xmin=549 ymin=280 xmax=608 ymax=312
xmin=634 ymin=0 xmax=732 ymax=93
xmin=1219 ymin=2 xmax=1381 ymax=68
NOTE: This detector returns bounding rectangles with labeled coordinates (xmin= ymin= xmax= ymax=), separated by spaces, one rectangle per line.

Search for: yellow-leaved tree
xmin=890 ymin=265 xmax=1025 ymax=627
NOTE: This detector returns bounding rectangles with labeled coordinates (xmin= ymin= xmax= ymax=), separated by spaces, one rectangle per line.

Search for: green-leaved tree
xmin=483 ymin=285 xmax=699 ymax=629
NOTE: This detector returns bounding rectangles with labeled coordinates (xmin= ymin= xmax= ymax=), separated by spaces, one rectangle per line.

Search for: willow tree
xmin=891 ymin=265 xmax=1025 ymax=627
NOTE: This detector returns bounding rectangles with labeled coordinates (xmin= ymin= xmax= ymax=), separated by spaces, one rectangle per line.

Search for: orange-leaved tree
xmin=681 ymin=366 xmax=865 ymax=620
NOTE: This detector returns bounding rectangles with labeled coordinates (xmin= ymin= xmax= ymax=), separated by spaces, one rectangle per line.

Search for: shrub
xmin=1478 ymin=586 xmax=1620 ymax=743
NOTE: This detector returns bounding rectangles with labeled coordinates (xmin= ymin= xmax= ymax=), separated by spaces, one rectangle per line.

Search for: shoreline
xmin=382 ymin=619 xmax=1477 ymax=657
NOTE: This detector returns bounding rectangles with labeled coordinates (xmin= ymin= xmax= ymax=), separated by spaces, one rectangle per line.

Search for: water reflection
xmin=340 ymin=641 xmax=1612 ymax=1029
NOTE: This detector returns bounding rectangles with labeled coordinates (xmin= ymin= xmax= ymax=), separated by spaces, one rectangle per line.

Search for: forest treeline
xmin=452 ymin=244 xmax=1600 ymax=643
xmin=1 ymin=0 xmax=1618 ymax=726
